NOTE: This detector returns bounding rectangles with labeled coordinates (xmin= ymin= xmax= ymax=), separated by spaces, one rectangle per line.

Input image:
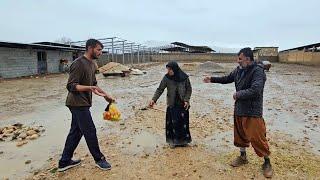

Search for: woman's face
xmin=167 ymin=67 xmax=174 ymax=76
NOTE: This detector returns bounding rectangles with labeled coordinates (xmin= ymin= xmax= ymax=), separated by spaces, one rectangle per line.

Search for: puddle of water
xmin=0 ymin=104 xmax=71 ymax=179
xmin=0 ymin=100 xmax=131 ymax=179
xmin=120 ymin=131 xmax=163 ymax=156
xmin=266 ymin=110 xmax=320 ymax=155
xmin=204 ymin=131 xmax=233 ymax=153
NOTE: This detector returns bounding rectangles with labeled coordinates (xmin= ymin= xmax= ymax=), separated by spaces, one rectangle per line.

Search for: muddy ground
xmin=0 ymin=62 xmax=319 ymax=180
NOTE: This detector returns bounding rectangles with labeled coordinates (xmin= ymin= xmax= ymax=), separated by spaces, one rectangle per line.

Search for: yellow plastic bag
xmin=103 ymin=103 xmax=121 ymax=121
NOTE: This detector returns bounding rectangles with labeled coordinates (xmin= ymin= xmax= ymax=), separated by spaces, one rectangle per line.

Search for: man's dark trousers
xmin=60 ymin=107 xmax=104 ymax=164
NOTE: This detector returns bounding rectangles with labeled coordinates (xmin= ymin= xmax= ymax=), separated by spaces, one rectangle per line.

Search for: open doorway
xmin=37 ymin=51 xmax=47 ymax=74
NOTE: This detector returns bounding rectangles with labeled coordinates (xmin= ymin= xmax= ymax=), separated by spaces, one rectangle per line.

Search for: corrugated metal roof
xmin=280 ymin=42 xmax=320 ymax=52
xmin=170 ymin=41 xmax=215 ymax=52
xmin=0 ymin=41 xmax=85 ymax=51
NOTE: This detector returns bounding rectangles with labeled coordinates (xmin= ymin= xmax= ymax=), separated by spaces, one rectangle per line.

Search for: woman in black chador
xmin=149 ymin=61 xmax=192 ymax=148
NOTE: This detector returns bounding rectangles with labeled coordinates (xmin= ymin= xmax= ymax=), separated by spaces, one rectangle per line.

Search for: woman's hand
xmin=184 ymin=101 xmax=190 ymax=110
xmin=149 ymin=100 xmax=156 ymax=108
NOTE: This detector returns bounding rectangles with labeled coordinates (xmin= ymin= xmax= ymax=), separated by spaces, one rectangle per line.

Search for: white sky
xmin=1 ymin=0 xmax=319 ymax=51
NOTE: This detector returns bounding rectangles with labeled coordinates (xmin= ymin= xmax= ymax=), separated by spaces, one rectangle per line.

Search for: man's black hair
xmin=238 ymin=47 xmax=254 ymax=61
xmin=85 ymin=39 xmax=104 ymax=51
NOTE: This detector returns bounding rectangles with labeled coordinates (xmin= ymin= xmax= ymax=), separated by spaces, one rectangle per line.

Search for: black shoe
xmin=58 ymin=159 xmax=81 ymax=172
xmin=95 ymin=159 xmax=112 ymax=171
xmin=262 ymin=161 xmax=273 ymax=178
xmin=176 ymin=144 xmax=189 ymax=147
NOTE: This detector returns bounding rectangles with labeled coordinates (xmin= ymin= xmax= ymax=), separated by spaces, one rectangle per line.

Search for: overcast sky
xmin=0 ymin=0 xmax=319 ymax=51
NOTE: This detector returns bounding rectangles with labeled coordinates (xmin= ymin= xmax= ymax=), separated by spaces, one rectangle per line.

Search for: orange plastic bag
xmin=103 ymin=103 xmax=121 ymax=121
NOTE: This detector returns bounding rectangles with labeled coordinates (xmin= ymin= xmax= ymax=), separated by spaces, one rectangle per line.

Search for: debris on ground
xmin=99 ymin=62 xmax=131 ymax=77
xmin=0 ymin=123 xmax=45 ymax=147
xmin=180 ymin=63 xmax=200 ymax=71
xmin=130 ymin=68 xmax=146 ymax=75
xmin=198 ymin=61 xmax=225 ymax=73
xmin=139 ymin=80 xmax=159 ymax=87
xmin=99 ymin=62 xmax=146 ymax=77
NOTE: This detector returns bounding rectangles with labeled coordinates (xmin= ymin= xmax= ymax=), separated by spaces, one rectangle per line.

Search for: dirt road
xmin=0 ymin=62 xmax=319 ymax=180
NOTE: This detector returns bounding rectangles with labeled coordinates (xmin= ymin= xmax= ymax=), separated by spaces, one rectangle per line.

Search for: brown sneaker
xmin=230 ymin=156 xmax=248 ymax=167
xmin=262 ymin=162 xmax=273 ymax=178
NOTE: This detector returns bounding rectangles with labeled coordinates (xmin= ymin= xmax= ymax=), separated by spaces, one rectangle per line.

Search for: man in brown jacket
xmin=58 ymin=39 xmax=114 ymax=172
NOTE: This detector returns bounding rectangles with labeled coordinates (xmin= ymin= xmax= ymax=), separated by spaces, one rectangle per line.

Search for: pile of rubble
xmin=0 ymin=123 xmax=45 ymax=147
xmin=98 ymin=62 xmax=145 ymax=77
xmin=198 ymin=61 xmax=225 ymax=73
xmin=180 ymin=63 xmax=200 ymax=72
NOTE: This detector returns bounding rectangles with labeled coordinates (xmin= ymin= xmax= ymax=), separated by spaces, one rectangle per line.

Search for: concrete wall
xmin=255 ymin=47 xmax=278 ymax=56
xmin=254 ymin=47 xmax=279 ymax=62
xmin=279 ymin=50 xmax=320 ymax=66
xmin=0 ymin=49 xmax=237 ymax=78
xmin=0 ymin=47 xmax=73 ymax=78
xmin=257 ymin=56 xmax=279 ymax=62
xmin=149 ymin=53 xmax=237 ymax=63
xmin=95 ymin=52 xmax=237 ymax=67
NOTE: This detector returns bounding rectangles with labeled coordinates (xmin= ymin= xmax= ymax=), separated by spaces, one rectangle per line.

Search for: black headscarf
xmin=165 ymin=61 xmax=189 ymax=82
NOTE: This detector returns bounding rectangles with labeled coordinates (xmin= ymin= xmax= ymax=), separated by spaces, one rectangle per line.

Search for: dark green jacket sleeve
xmin=184 ymin=78 xmax=192 ymax=102
xmin=152 ymin=77 xmax=167 ymax=102
xmin=211 ymin=68 xmax=237 ymax=84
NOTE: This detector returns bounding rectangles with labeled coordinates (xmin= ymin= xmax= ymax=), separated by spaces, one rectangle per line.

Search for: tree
xmin=54 ymin=37 xmax=72 ymax=44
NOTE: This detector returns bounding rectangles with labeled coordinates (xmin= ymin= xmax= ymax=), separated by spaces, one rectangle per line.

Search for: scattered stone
xmin=26 ymin=130 xmax=37 ymax=136
xmin=26 ymin=136 xmax=32 ymax=140
xmin=38 ymin=173 xmax=46 ymax=177
xmin=6 ymin=128 xmax=14 ymax=134
xmin=16 ymin=141 xmax=28 ymax=147
xmin=18 ymin=132 xmax=27 ymax=139
xmin=33 ymin=128 xmax=40 ymax=133
xmin=49 ymin=167 xmax=58 ymax=174
xmin=11 ymin=134 xmax=19 ymax=141
xmin=31 ymin=134 xmax=39 ymax=140
xmin=13 ymin=123 xmax=23 ymax=128
xmin=25 ymin=160 xmax=31 ymax=164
